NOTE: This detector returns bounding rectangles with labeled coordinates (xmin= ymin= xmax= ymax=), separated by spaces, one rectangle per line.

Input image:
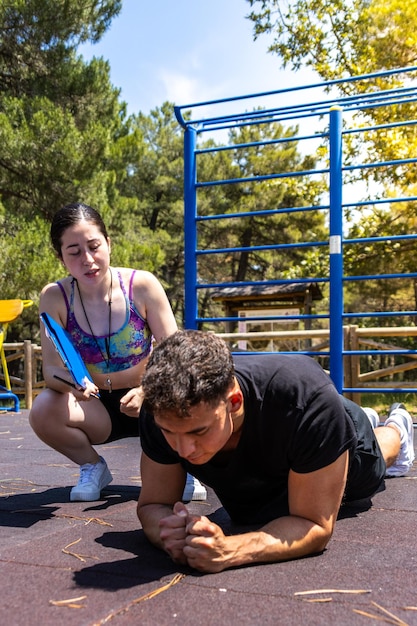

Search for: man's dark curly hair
xmin=142 ymin=330 xmax=235 ymax=417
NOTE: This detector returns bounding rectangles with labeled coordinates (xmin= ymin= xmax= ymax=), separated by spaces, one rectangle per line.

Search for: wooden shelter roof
xmin=211 ymin=282 xmax=323 ymax=305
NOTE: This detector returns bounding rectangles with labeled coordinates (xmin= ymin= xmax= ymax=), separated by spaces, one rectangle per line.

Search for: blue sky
xmin=80 ymin=0 xmax=316 ymax=117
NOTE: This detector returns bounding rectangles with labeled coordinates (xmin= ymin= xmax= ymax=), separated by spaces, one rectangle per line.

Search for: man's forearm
xmin=230 ymin=516 xmax=331 ymax=566
xmin=137 ymin=502 xmax=174 ymax=549
xmin=184 ymin=514 xmax=333 ymax=573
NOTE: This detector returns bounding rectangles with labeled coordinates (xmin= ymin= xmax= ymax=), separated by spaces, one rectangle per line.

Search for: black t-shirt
xmin=140 ymin=354 xmax=358 ymax=524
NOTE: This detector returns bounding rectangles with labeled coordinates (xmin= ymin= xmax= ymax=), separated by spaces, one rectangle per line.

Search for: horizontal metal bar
xmin=174 ymin=66 xmax=417 ymax=127
xmin=196 ymin=204 xmax=329 ymax=222
xmin=196 ymin=240 xmax=328 ymax=256
xmin=196 ymin=167 xmax=328 ymax=188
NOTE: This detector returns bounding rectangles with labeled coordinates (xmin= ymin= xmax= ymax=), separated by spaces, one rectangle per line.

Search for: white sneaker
xmin=384 ymin=404 xmax=415 ymax=477
xmin=363 ymin=407 xmax=380 ymax=429
xmin=182 ymin=474 xmax=207 ymax=501
xmin=70 ymin=456 xmax=113 ymax=501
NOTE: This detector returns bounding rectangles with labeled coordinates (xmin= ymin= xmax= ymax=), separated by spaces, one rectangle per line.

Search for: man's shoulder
xmin=233 ymin=352 xmax=320 ymax=371
xmin=233 ymin=353 xmax=332 ymax=395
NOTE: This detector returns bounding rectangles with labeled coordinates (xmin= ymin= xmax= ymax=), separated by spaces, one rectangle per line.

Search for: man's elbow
xmin=311 ymin=524 xmax=334 ymax=554
xmin=136 ymin=502 xmax=160 ymax=549
xmin=136 ymin=500 xmax=172 ymax=537
xmin=136 ymin=499 xmax=155 ymax=527
xmin=136 ymin=500 xmax=143 ymax=523
xmin=136 ymin=499 xmax=153 ymax=529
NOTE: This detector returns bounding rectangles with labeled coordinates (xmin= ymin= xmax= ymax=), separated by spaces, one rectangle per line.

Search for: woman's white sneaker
xmin=70 ymin=456 xmax=113 ymax=501
xmin=182 ymin=474 xmax=207 ymax=501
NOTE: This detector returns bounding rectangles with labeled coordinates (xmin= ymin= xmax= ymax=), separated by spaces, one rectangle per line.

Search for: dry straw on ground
xmin=93 ymin=573 xmax=186 ymax=625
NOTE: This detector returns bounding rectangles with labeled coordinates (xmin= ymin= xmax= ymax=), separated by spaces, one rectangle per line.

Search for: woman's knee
xmin=29 ymin=389 xmax=68 ymax=433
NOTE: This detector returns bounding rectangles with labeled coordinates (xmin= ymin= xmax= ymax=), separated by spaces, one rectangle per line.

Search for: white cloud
xmin=158 ymin=69 xmax=225 ymax=107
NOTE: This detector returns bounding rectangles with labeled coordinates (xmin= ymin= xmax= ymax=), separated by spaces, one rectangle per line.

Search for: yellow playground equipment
xmin=0 ymin=299 xmax=33 ymax=412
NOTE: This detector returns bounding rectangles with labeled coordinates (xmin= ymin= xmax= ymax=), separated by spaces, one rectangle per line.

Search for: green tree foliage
xmin=345 ymin=192 xmax=417 ymax=314
xmin=246 ymin=0 xmax=417 ymax=321
xmin=114 ymin=103 xmax=187 ymax=318
xmin=0 ymin=0 xmax=137 ymax=339
xmin=0 ymin=2 xmax=126 ymax=219
xmin=0 ymin=1 xmax=332 ymax=340
xmin=0 ymin=209 xmax=63 ymax=341
xmin=5 ymin=0 xmax=414 ymax=350
xmin=245 ymin=0 xmax=417 ymax=175
xmin=246 ymin=0 xmax=417 ymax=80
xmin=195 ymin=119 xmax=328 ymax=324
xmin=0 ymin=0 xmax=121 ymax=98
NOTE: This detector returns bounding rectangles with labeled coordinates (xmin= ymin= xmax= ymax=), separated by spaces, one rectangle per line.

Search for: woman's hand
xmin=120 ymin=386 xmax=144 ymax=417
xmin=50 ymin=373 xmax=100 ymax=401
xmin=73 ymin=378 xmax=100 ymax=401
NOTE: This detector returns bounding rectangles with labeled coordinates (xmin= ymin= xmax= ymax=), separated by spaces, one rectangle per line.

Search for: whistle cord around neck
xmin=74 ymin=269 xmax=113 ymax=371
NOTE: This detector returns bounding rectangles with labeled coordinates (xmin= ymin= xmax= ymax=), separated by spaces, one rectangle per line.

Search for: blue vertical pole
xmin=329 ymin=106 xmax=344 ymax=392
xmin=183 ymin=125 xmax=198 ymax=329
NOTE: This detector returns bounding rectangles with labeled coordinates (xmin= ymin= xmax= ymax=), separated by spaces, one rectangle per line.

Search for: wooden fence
xmin=2 ymin=326 xmax=417 ymax=409
xmin=1 ymin=341 xmax=43 ymax=410
xmin=218 ymin=325 xmax=417 ymax=405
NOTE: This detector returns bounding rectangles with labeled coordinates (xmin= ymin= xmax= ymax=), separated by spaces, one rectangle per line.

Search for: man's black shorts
xmin=343 ymin=397 xmax=386 ymax=501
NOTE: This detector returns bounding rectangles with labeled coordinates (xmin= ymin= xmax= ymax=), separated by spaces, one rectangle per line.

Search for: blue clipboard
xmin=40 ymin=312 xmax=94 ymax=390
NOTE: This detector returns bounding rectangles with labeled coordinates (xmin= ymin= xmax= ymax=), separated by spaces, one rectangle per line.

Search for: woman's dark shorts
xmin=99 ymin=388 xmax=140 ymax=442
xmin=343 ymin=397 xmax=386 ymax=501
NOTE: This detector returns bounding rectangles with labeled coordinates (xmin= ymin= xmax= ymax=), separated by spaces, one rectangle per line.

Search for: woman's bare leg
xmin=29 ymin=388 xmax=112 ymax=465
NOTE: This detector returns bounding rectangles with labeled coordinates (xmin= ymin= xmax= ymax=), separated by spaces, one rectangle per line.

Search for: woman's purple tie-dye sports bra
xmin=57 ymin=270 xmax=152 ymax=374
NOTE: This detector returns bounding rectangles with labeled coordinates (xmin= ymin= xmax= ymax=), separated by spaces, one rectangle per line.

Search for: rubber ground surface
xmin=1 ymin=410 xmax=416 ymax=626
